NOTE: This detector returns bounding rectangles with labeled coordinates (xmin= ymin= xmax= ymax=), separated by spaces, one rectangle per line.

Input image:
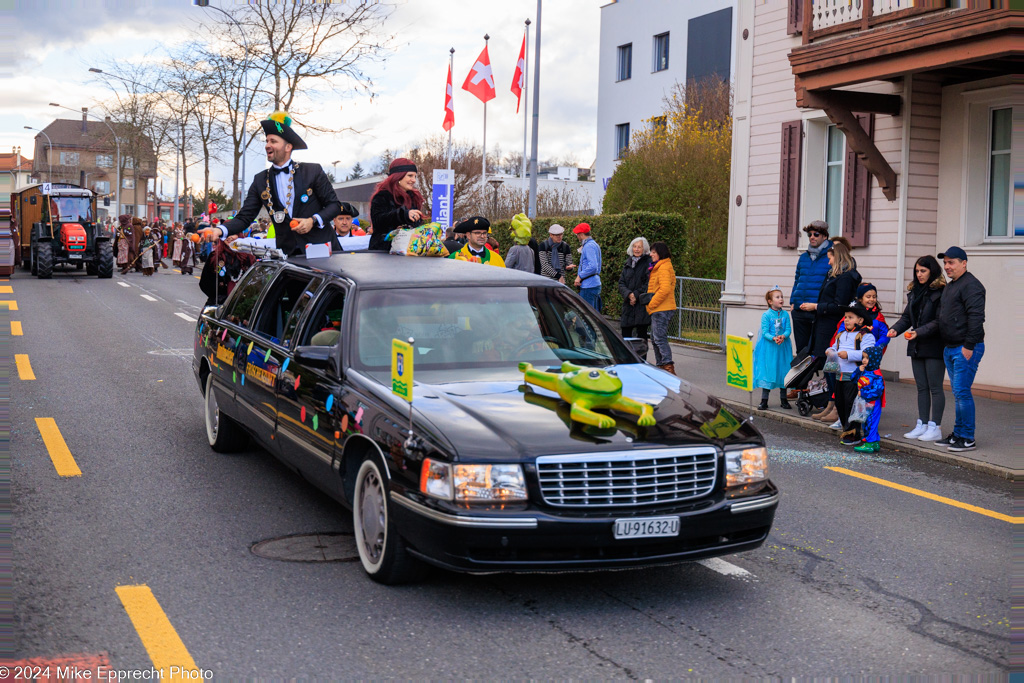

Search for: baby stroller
xmin=785 ymin=352 xmax=830 ymax=416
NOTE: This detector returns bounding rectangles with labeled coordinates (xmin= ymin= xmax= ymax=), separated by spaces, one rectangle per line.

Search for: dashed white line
xmin=118 ymin=282 xmax=131 ymax=288
xmin=140 ymin=294 xmax=158 ymax=302
xmin=697 ymin=557 xmax=754 ymax=579
xmin=175 ymin=312 xmax=195 ymax=322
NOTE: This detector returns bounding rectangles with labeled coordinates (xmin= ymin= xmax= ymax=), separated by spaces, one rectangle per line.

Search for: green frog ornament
xmin=518 ymin=361 xmax=656 ymax=429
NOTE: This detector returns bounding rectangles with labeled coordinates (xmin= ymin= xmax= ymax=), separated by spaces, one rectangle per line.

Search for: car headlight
xmin=725 ymin=446 xmax=769 ymax=487
xmin=419 ymin=459 xmax=528 ymax=503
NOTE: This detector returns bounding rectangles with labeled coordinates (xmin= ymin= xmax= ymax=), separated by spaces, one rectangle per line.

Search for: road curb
xmin=715 ymin=398 xmax=1019 ymax=480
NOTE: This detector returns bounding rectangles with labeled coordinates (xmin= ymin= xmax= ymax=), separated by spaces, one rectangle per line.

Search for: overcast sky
xmin=1 ymin=0 xmax=604 ymax=194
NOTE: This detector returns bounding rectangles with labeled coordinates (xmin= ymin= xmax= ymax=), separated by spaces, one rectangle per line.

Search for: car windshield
xmin=354 ymin=286 xmax=635 ymax=371
xmin=49 ymin=197 xmax=92 ymax=223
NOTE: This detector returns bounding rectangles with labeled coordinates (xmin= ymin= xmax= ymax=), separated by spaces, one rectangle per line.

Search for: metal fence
xmin=668 ymin=276 xmax=725 ymax=350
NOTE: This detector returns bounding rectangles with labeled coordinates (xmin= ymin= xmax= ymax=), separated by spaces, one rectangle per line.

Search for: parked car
xmin=193 ymin=253 xmax=779 ymax=584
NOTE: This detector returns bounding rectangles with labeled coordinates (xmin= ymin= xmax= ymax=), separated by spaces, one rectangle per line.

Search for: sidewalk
xmin=666 ymin=342 xmax=1020 ymax=479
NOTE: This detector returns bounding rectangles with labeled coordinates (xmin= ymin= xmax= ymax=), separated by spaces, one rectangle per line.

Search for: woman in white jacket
xmin=827 ymin=303 xmax=876 ymax=445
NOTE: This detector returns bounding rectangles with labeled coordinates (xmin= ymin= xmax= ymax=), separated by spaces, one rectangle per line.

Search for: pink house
xmin=723 ymin=0 xmax=1021 ymax=400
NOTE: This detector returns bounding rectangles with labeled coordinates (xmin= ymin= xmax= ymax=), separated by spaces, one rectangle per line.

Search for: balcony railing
xmin=802 ymin=0 xmax=949 ymax=44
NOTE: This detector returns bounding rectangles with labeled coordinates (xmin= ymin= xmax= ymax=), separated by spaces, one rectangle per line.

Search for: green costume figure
xmin=518 ymin=361 xmax=656 ymax=429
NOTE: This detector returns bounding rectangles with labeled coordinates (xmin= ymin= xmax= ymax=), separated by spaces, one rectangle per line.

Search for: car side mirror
xmin=294 ymin=345 xmax=336 ymax=372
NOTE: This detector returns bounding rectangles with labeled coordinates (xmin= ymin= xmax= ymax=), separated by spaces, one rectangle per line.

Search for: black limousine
xmin=193 ymin=253 xmax=778 ymax=584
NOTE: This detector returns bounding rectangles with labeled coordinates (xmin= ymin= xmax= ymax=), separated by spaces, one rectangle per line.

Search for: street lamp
xmin=193 ymin=0 xmax=251 ymax=210
xmin=332 ymin=159 xmax=341 ymax=181
xmin=50 ymin=102 xmax=120 ymax=216
xmin=23 ymin=126 xmax=52 ymax=182
xmin=487 ymin=178 xmax=503 ymax=219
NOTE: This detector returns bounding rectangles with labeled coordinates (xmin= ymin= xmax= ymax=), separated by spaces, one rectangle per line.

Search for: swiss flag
xmin=511 ymin=34 xmax=526 ymax=113
xmin=462 ymin=45 xmax=496 ymax=104
xmin=443 ymin=64 xmax=455 ymax=132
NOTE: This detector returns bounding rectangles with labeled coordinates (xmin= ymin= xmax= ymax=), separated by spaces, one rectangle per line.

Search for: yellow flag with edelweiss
xmin=726 ymin=335 xmax=753 ymax=391
xmin=391 ymin=338 xmax=414 ymax=402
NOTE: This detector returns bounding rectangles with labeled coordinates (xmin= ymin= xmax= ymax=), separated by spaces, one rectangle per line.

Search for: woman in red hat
xmin=368 ymin=158 xmax=425 ymax=252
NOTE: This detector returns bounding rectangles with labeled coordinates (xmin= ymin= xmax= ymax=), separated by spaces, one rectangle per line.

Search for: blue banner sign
xmin=431 ymin=169 xmax=454 ymax=229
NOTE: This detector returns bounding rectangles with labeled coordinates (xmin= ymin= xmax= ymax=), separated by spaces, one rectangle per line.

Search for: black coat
xmin=368 ymin=190 xmax=423 ymax=252
xmin=917 ymin=270 xmax=986 ymax=350
xmin=890 ymin=280 xmax=945 ymax=359
xmin=222 ymin=161 xmax=341 ymax=256
xmin=809 ymin=267 xmax=861 ymax=356
xmin=618 ymin=255 xmax=652 ymax=327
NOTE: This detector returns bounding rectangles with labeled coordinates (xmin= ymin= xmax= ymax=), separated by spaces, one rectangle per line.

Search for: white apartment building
xmin=594 ymin=0 xmax=736 ymax=210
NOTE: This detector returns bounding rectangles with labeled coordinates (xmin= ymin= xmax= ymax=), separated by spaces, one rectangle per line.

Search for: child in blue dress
xmin=753 ymin=286 xmax=793 ymax=410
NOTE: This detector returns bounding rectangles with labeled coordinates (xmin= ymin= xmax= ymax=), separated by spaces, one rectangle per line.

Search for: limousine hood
xmin=398 ymin=364 xmax=761 ymax=461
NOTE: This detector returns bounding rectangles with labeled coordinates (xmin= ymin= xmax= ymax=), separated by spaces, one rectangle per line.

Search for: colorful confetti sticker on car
xmin=325 ymin=394 xmax=334 ymax=412
xmin=241 ymin=374 xmax=245 ymax=386
xmin=294 ymin=376 xmax=301 ymax=391
xmin=312 ymin=414 xmax=319 ymax=431
xmin=300 ymin=406 xmax=306 ymax=422
xmin=221 ymin=329 xmax=228 ymax=341
xmin=341 ymin=414 xmax=349 ymax=432
xmin=282 ymin=358 xmax=290 ymax=373
xmin=247 ymin=341 xmax=254 ymax=355
xmin=232 ymin=371 xmax=237 ymax=383
xmin=235 ymin=335 xmax=242 ymax=347
xmin=264 ymin=349 xmax=272 ymax=363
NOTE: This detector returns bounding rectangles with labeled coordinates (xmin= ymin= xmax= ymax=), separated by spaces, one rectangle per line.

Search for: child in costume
xmin=139 ymin=227 xmax=155 ymax=276
xmin=852 ymin=345 xmax=886 ymax=452
xmin=833 ymin=283 xmax=889 ymax=353
xmin=826 ymin=303 xmax=876 ymax=446
xmin=752 ymin=286 xmax=793 ymax=410
xmin=504 ymin=214 xmax=535 ymax=273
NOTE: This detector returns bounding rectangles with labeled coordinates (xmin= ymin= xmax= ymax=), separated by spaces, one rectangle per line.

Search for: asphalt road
xmin=7 ymin=262 xmax=1012 ymax=678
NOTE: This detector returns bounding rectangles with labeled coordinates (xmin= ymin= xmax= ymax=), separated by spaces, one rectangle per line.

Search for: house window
xmin=96 ymin=154 xmax=113 ymax=168
xmin=93 ymin=180 xmax=110 ymax=195
xmin=652 ymin=116 xmax=667 ymax=134
xmin=615 ymin=123 xmax=630 ymax=159
xmin=122 ymin=177 xmax=135 ymax=190
xmin=824 ymin=124 xmax=845 ymax=235
xmin=987 ymin=107 xmax=1012 ymax=238
xmin=59 ymin=152 xmax=79 ymax=166
xmin=617 ymin=44 xmax=632 ymax=81
xmin=124 ymin=157 xmax=135 ymax=170
xmin=653 ymin=32 xmax=669 ymax=72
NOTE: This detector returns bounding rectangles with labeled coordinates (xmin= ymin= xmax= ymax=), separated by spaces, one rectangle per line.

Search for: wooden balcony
xmin=800 ymin=0 xmax=950 ymax=45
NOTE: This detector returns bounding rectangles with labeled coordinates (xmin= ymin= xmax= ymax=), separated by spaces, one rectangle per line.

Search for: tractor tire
xmin=30 ymin=244 xmax=37 ymax=275
xmin=96 ymin=242 xmax=114 ymax=279
xmin=36 ymin=242 xmax=52 ymax=279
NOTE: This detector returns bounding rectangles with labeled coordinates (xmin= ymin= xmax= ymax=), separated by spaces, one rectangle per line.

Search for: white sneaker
xmin=904 ymin=420 xmax=926 ymax=439
xmin=829 ymin=420 xmax=842 ymax=430
xmin=918 ymin=422 xmax=942 ymax=441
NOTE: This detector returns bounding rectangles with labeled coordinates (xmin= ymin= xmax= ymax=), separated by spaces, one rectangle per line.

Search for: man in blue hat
xmin=202 ymin=111 xmax=341 ymax=256
xmin=917 ymin=246 xmax=986 ymax=452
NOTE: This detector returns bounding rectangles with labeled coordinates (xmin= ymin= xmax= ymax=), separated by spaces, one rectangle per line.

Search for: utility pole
xmin=528 ymin=0 xmax=542 ymax=219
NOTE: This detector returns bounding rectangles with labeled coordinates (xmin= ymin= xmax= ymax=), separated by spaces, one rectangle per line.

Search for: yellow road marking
xmin=11 ymin=321 xmax=22 ymax=335
xmin=826 ymin=466 xmax=1021 ymax=523
xmin=0 ymin=285 xmax=12 ymax=293
xmin=35 ymin=418 xmax=82 ymax=477
xmin=0 ymin=300 xmax=18 ymax=310
xmin=116 ymin=585 xmax=199 ymax=680
xmin=15 ymin=354 xmax=35 ymax=380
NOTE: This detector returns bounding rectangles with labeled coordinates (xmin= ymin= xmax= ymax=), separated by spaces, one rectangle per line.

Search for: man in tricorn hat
xmin=202 ymin=111 xmax=341 ymax=256
xmin=332 ymin=202 xmax=359 ymax=239
xmin=447 ymin=217 xmax=505 ymax=267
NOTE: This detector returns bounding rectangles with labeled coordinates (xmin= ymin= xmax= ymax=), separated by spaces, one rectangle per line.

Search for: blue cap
xmin=938 ymin=246 xmax=968 ymax=261
xmin=856 ymin=283 xmax=877 ymax=300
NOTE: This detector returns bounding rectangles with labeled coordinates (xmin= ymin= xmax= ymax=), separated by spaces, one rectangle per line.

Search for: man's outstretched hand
xmin=199 ymin=228 xmax=222 ymax=243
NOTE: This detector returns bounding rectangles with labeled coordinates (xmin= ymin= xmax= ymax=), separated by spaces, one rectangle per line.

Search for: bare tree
xmin=235 ymin=2 xmax=393 ymax=119
xmin=407 ymin=136 xmax=483 ymax=219
xmin=665 ymin=74 xmax=733 ymax=125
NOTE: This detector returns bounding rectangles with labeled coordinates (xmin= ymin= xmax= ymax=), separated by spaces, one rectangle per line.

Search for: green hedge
xmin=489 ymin=212 xmax=693 ymax=319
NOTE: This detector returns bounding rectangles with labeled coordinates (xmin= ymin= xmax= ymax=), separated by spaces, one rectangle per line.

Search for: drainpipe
xmin=895 ymin=75 xmax=912 ymax=337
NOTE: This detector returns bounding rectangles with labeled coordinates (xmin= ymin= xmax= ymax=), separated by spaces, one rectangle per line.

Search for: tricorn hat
xmin=454 ymin=216 xmax=490 ymax=234
xmin=337 ymin=202 xmax=359 ymax=218
xmin=260 ymin=111 xmax=307 ymax=150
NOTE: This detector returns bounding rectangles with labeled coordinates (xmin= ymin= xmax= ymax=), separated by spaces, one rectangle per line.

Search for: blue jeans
xmin=650 ymin=311 xmax=673 ymax=366
xmin=943 ymin=342 xmax=984 ymax=440
xmin=579 ymin=287 xmax=602 ymax=314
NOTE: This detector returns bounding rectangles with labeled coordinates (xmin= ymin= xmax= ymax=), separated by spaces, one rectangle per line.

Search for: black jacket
xmin=618 ymin=255 xmax=652 ymax=328
xmin=891 ymin=279 xmax=945 ymax=359
xmin=223 ymin=161 xmax=341 ymax=256
xmin=368 ymin=190 xmax=423 ymax=252
xmin=917 ymin=270 xmax=985 ymax=350
xmin=809 ymin=267 xmax=861 ymax=356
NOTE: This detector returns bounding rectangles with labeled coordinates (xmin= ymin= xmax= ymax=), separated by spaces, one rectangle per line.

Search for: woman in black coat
xmin=887 ymin=255 xmax=946 ymax=440
xmin=618 ymin=237 xmax=652 ymax=358
xmin=801 ymin=236 xmax=861 ymax=357
xmin=368 ymin=157 xmax=425 ymax=252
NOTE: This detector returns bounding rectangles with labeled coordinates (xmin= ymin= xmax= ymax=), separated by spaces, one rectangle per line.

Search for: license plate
xmin=69 ymin=254 xmax=82 ymax=259
xmin=613 ymin=515 xmax=680 ymax=539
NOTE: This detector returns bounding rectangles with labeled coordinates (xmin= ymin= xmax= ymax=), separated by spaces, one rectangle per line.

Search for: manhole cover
xmin=251 ymin=532 xmax=359 ymax=563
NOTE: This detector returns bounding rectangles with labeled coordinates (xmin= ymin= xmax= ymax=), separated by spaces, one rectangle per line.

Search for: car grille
xmin=535 ymin=448 xmax=718 ymax=507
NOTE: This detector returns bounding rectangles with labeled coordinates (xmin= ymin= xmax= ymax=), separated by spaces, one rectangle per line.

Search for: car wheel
xmin=204 ymin=372 xmax=247 ymax=453
xmin=96 ymin=241 xmax=114 ymax=278
xmin=352 ymin=456 xmax=424 ymax=585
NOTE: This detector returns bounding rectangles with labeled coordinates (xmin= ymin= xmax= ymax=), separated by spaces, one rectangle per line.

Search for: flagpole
xmin=522 ymin=19 xmax=530 ymax=192
xmin=528 ymin=0 xmax=542 ymax=219
xmin=448 ymin=47 xmax=454 ymax=171
xmin=482 ymin=33 xmax=489 ymax=191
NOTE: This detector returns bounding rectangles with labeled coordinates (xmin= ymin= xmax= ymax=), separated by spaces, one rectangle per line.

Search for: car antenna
xmin=402 ymin=336 xmax=424 ymax=457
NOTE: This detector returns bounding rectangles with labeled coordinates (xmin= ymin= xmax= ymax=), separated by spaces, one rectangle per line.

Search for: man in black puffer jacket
xmin=917 ymin=246 xmax=985 ymax=453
